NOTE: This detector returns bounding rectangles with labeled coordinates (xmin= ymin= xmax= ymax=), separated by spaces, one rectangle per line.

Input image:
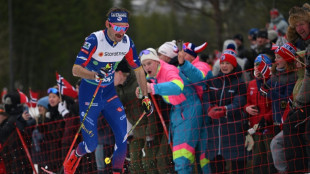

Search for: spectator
xmin=248 ymin=28 xmax=259 ymax=50
xmin=244 ymin=54 xmax=277 ymax=173
xmin=282 ymin=56 xmax=308 ymax=172
xmin=199 ymin=53 xmax=215 ymax=67
xmin=202 ymin=52 xmax=247 ymax=173
xmin=155 ymin=41 xmax=179 ymax=173
xmin=1 ymin=91 xmax=33 ymax=173
xmin=233 ymin=34 xmax=247 ymax=58
xmin=254 ymin=29 xmax=275 ymax=61
xmin=268 ymin=29 xmax=278 ymax=44
xmin=157 ymin=40 xmax=179 ymax=67
xmin=212 ymin=40 xmax=248 ymax=77
xmin=177 ymin=41 xmax=212 ymax=173
xmin=140 ymin=48 xmax=202 ymax=173
xmin=115 ymin=59 xmax=159 ymax=174
xmin=268 ymin=8 xmax=288 ymax=37
xmin=257 ymin=43 xmax=297 ymax=173
xmin=46 ymin=87 xmax=74 ymax=171
xmin=30 ymin=96 xmax=51 ymax=172
xmin=282 ymin=3 xmax=310 ymax=173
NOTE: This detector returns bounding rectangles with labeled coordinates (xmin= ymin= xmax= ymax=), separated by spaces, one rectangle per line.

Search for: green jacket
xmin=116 ymin=70 xmax=157 ymax=138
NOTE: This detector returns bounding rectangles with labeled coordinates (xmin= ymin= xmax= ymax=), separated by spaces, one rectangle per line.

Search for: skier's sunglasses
xmin=109 ymin=22 xmax=129 ymax=32
xmin=47 ymin=88 xmax=58 ymax=94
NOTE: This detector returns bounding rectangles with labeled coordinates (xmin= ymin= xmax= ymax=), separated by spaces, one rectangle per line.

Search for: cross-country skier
xmin=63 ymin=7 xmax=153 ymax=174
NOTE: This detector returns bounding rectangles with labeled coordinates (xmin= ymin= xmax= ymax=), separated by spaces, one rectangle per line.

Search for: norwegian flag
xmin=17 ymin=89 xmax=29 ymax=104
xmin=56 ymin=72 xmax=78 ymax=99
xmin=29 ymin=89 xmax=39 ymax=108
xmin=257 ymin=55 xmax=271 ymax=79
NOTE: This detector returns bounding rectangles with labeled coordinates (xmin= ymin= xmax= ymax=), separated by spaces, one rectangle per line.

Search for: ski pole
xmin=15 ymin=126 xmax=38 ymax=174
xmin=150 ymin=94 xmax=172 ymax=149
xmin=63 ymin=80 xmax=103 ymax=163
xmin=122 ymin=112 xmax=146 ymax=143
xmin=105 ymin=154 xmax=113 ymax=164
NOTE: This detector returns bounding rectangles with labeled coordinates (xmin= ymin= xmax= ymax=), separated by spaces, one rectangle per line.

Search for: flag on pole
xmin=17 ymin=89 xmax=29 ymax=104
xmin=29 ymin=89 xmax=39 ymax=108
xmin=56 ymin=72 xmax=78 ymax=99
xmin=257 ymin=55 xmax=271 ymax=79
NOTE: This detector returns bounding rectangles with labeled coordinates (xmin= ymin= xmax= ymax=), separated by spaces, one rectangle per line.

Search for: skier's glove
xmin=95 ymin=67 xmax=110 ymax=81
xmin=142 ymin=96 xmax=153 ymax=116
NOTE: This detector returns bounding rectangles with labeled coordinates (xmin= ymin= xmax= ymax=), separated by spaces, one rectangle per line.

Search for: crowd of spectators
xmin=1 ymin=3 xmax=310 ymax=174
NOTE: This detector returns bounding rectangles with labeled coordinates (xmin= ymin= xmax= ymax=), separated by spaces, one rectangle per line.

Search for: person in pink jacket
xmin=140 ymin=48 xmax=204 ymax=174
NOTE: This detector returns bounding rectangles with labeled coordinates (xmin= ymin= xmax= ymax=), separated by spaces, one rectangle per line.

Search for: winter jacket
xmin=244 ymin=79 xmax=273 ymax=133
xmin=202 ymin=65 xmax=247 ymax=160
xmin=179 ymin=57 xmax=213 ymax=99
xmin=268 ymin=14 xmax=288 ymax=36
xmin=149 ymin=60 xmax=185 ymax=106
xmin=257 ymin=69 xmax=296 ymax=124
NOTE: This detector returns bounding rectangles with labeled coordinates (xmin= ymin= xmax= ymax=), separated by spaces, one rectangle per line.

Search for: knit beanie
xmin=140 ymin=48 xmax=159 ymax=63
xmin=158 ymin=41 xmax=178 ymax=58
xmin=220 ymin=53 xmax=237 ymax=68
xmin=274 ymin=42 xmax=297 ymax=62
xmin=37 ymin=96 xmax=49 ymax=109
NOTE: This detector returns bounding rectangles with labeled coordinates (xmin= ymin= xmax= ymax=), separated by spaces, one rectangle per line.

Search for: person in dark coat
xmin=203 ymin=52 xmax=247 ymax=174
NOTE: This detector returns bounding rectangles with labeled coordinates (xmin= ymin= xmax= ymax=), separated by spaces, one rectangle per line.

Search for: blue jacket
xmin=202 ymin=65 xmax=247 ymax=160
xmin=257 ymin=69 xmax=296 ymax=123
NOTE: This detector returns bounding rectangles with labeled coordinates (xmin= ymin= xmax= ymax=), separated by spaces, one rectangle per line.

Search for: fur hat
xmin=140 ymin=48 xmax=159 ymax=63
xmin=287 ymin=3 xmax=310 ymax=43
xmin=158 ymin=41 xmax=178 ymax=58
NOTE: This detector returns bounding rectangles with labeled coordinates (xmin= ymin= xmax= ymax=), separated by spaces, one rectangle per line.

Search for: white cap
xmin=158 ymin=41 xmax=178 ymax=58
xmin=140 ymin=48 xmax=160 ymax=63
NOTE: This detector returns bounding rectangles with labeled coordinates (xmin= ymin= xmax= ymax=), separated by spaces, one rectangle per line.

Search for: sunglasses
xmin=139 ymin=49 xmax=156 ymax=57
xmin=109 ymin=22 xmax=129 ymax=32
xmin=47 ymin=88 xmax=58 ymax=94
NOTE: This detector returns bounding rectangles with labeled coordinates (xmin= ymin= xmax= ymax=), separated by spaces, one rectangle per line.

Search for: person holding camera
xmin=244 ymin=54 xmax=277 ymax=173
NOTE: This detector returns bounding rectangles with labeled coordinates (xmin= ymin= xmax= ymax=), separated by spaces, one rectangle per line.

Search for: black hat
xmin=257 ymin=30 xmax=268 ymax=39
xmin=116 ymin=59 xmax=131 ymax=73
xmin=233 ymin=34 xmax=244 ymax=43
xmin=3 ymin=91 xmax=22 ymax=115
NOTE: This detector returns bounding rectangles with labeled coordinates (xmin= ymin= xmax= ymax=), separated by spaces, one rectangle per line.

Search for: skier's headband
xmin=108 ymin=11 xmax=128 ymax=23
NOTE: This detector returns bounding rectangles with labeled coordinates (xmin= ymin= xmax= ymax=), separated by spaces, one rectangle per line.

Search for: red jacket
xmin=244 ymin=79 xmax=273 ymax=133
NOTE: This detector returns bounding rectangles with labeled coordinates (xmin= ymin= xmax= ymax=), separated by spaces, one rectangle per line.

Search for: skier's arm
xmin=134 ymin=67 xmax=148 ymax=96
xmin=72 ymin=64 xmax=96 ymax=80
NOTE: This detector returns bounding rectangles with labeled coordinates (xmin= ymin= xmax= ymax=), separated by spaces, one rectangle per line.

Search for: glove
xmin=244 ymin=134 xmax=254 ymax=151
xmin=58 ymin=101 xmax=69 ymax=117
xmin=208 ymin=106 xmax=226 ymax=119
xmin=142 ymin=96 xmax=153 ymax=116
xmin=146 ymin=136 xmax=155 ymax=148
xmin=260 ymin=83 xmax=270 ymax=96
xmin=95 ymin=67 xmax=110 ymax=81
